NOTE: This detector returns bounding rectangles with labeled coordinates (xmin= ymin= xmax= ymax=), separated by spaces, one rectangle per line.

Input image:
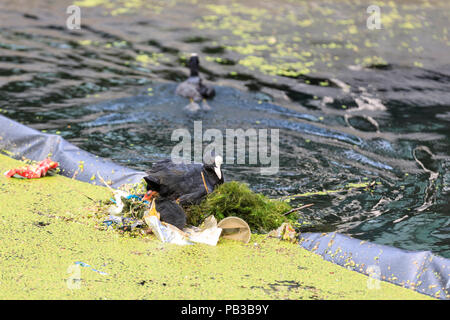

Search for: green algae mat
xmin=0 ymin=154 xmax=431 ymax=299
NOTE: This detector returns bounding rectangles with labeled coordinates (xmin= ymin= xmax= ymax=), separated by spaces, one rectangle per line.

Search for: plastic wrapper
xmin=184 ymin=216 xmax=222 ymax=246
xmin=142 ymin=199 xmax=191 ymax=244
xmin=4 ymin=158 xmax=59 ymax=179
xmin=103 ymin=215 xmax=144 ymax=231
xmin=268 ymin=222 xmax=297 ymax=242
xmin=145 ymin=215 xmax=193 ymax=245
xmin=108 ymin=190 xmax=131 ymax=216
xmin=74 ymin=261 xmax=108 ymax=276
xmin=145 ymin=212 xmax=222 ymax=246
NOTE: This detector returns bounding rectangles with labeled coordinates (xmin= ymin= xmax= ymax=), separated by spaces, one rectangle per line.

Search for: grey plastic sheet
xmin=299 ymin=232 xmax=450 ymax=299
xmin=1 ymin=114 xmax=449 ymax=299
xmin=0 ymin=114 xmax=146 ymax=188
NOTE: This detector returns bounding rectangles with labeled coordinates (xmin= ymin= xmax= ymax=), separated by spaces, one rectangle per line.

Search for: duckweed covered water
xmin=0 ymin=0 xmax=449 ymax=258
xmin=0 ymin=154 xmax=431 ymax=299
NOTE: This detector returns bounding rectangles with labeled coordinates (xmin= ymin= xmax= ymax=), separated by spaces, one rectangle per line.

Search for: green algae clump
xmin=186 ymin=181 xmax=294 ymax=232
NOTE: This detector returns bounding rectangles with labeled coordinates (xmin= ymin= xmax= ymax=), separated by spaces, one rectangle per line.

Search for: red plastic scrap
xmin=4 ymin=158 xmax=59 ymax=179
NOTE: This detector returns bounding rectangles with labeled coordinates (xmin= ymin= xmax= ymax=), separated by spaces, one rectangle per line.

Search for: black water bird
xmin=143 ymin=155 xmax=224 ymax=206
xmin=154 ymin=197 xmax=187 ymax=230
xmin=175 ymin=53 xmax=215 ymax=112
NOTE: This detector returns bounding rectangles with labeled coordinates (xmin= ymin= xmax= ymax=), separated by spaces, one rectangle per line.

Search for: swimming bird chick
xmin=175 ymin=53 xmax=215 ymax=112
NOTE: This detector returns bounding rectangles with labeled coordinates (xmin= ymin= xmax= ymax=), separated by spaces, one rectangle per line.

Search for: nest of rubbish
xmin=95 ymin=180 xmax=311 ymax=235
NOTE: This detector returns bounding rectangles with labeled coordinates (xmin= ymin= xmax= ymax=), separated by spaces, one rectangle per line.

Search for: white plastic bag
xmin=184 ymin=216 xmax=222 ymax=246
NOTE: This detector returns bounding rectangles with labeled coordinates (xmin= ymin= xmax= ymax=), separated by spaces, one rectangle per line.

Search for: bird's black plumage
xmin=154 ymin=197 xmax=186 ymax=230
xmin=144 ymin=158 xmax=224 ymax=206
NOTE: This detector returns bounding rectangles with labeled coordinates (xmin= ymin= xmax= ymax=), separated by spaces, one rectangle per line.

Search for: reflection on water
xmin=0 ymin=0 xmax=449 ymax=257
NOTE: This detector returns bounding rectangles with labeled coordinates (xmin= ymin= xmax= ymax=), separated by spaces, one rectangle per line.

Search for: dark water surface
xmin=0 ymin=0 xmax=449 ymax=257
